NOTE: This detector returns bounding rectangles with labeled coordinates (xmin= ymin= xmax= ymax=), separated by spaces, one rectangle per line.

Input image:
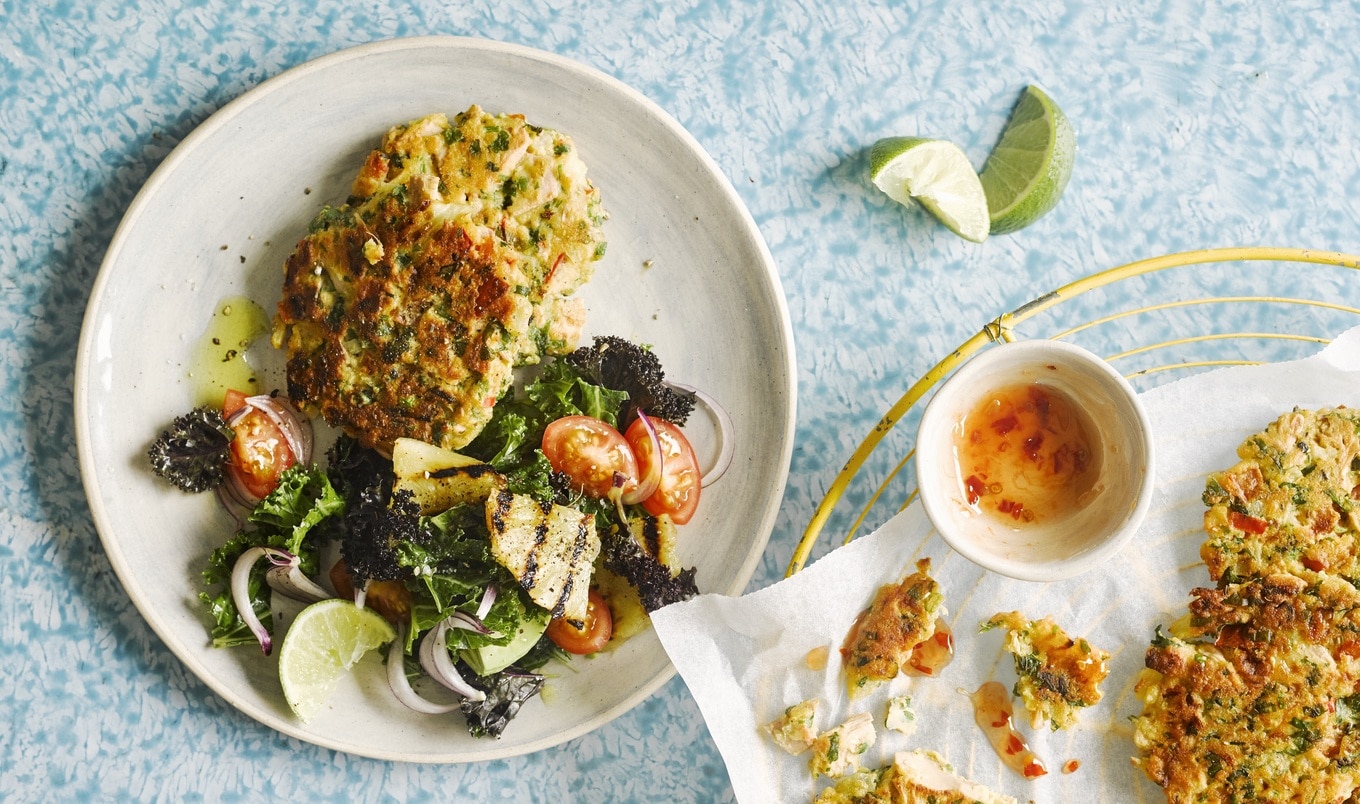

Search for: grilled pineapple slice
xmin=485 ymin=489 xmax=600 ymax=622
xmin=593 ymin=513 xmax=683 ymax=643
xmin=625 ymin=511 xmax=679 ymax=570
xmin=392 ymin=437 xmax=505 ymax=514
xmin=392 ymin=436 xmax=483 ymax=472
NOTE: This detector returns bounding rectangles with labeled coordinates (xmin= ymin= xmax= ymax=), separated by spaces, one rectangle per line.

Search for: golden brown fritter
xmin=273 ymin=106 xmax=606 ymax=451
xmin=1201 ymin=407 xmax=1360 ymax=583
xmin=841 ymin=558 xmax=945 ymax=700
xmin=1133 ymin=407 xmax=1360 ymax=802
xmin=983 ymin=611 xmax=1110 ymax=731
xmin=1134 ymin=603 xmax=1360 ymax=802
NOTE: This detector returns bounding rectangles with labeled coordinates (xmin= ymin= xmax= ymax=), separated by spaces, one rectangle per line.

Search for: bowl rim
xmin=914 ymin=339 xmax=1156 ymax=582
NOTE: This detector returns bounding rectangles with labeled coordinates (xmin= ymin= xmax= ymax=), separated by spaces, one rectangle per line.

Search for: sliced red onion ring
xmin=242 ymin=394 xmax=314 ymax=466
xmin=263 ymin=550 xmax=332 ymax=603
xmin=215 ymin=483 xmax=251 ymax=525
xmin=387 ymin=626 xmax=462 ymax=715
xmin=447 ymin=610 xmax=493 ymax=636
xmin=476 ymin=585 xmax=498 ymax=621
xmin=230 ymin=546 xmax=278 ymax=655
xmin=620 ymin=410 xmax=663 ymax=505
xmin=667 ymin=382 xmax=734 ymax=487
xmin=218 ymin=467 xmax=259 ymax=512
xmin=418 ymin=618 xmax=486 ymax=702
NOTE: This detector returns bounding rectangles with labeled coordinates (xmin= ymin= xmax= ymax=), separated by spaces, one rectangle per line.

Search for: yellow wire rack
xmin=789 ymin=246 xmax=1360 ymax=576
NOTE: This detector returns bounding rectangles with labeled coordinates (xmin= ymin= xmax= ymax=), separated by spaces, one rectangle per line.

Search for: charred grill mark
xmin=555 ymin=514 xmax=596 ymax=620
xmin=555 ymin=578 xmax=574 ymax=622
xmin=488 ymin=488 xmax=512 ymax=531
xmin=523 ymin=522 xmax=548 ymax=604
xmin=575 ymin=515 xmax=594 ymax=555
xmin=430 ymin=463 xmax=498 ymax=480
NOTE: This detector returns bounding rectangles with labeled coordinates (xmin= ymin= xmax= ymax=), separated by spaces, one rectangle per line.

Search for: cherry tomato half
xmin=223 ymin=389 xmax=296 ymax=499
xmin=545 ymin=588 xmax=613 ymax=655
xmin=329 ymin=559 xmax=413 ymax=626
xmin=541 ymin=415 xmax=639 ymax=499
xmin=625 ymin=417 xmax=701 ymax=525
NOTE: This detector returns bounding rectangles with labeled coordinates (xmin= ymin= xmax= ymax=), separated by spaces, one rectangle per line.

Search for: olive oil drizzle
xmin=188 ymin=295 xmax=268 ymax=407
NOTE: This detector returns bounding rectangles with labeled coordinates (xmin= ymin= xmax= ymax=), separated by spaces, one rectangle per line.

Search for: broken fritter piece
xmin=809 ymin=712 xmax=877 ymax=779
xmin=390 ymin=437 xmax=506 ymax=514
xmin=884 ymin=695 xmax=916 ymax=736
xmin=812 ymin=766 xmax=894 ymax=804
xmin=982 ymin=611 xmax=1110 ymax=731
xmin=891 ymin=750 xmax=1017 ymax=804
xmin=841 ymin=558 xmax=945 ymax=700
xmin=761 ymin=698 xmax=821 ymax=756
xmin=814 ymin=750 xmax=1017 ymax=804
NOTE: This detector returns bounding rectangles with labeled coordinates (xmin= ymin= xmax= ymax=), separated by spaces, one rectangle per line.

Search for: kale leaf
xmin=526 ymin=358 xmax=630 ymax=428
xmin=461 ymin=669 xmax=546 ymax=739
xmin=599 ymin=525 xmax=699 ymax=612
xmin=564 ymin=335 xmax=696 ymax=426
xmin=148 ymin=407 xmax=233 ymax=492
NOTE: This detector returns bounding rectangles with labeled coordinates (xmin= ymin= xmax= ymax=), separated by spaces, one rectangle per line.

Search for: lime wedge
xmin=870 ymin=137 xmax=989 ymax=243
xmin=978 ymin=85 xmax=1075 ymax=235
xmin=278 ymin=598 xmax=396 ymax=722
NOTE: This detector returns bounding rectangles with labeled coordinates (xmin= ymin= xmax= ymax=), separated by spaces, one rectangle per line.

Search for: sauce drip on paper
xmin=904 ymin=620 xmax=954 ymax=677
xmin=969 ymin=681 xmax=1048 ymax=779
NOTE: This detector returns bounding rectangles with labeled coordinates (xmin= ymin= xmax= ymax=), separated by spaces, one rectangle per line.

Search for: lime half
xmin=278 ymin=598 xmax=396 ymax=722
xmin=870 ymin=137 xmax=990 ymax=243
xmin=978 ymin=85 xmax=1075 ymax=235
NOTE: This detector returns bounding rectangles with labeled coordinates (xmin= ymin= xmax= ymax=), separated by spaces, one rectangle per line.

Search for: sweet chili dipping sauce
xmin=904 ymin=620 xmax=954 ymax=677
xmin=969 ymin=681 xmax=1048 ymax=779
xmin=957 ymin=380 xmax=1098 ymax=526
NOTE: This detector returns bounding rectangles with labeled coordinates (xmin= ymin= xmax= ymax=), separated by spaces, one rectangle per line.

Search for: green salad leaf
xmin=524 ymin=359 xmax=629 ymax=428
xmin=199 ymin=464 xmax=343 ymax=647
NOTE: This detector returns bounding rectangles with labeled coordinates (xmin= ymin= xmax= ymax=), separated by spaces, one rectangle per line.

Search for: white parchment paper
xmin=653 ymin=326 xmax=1360 ymax=804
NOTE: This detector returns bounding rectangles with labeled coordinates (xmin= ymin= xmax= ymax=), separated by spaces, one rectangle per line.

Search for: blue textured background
xmin=4 ymin=1 xmax=1359 ymax=800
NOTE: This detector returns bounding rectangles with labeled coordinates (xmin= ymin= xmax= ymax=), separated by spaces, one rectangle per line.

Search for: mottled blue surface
xmin=4 ymin=0 xmax=1360 ymax=800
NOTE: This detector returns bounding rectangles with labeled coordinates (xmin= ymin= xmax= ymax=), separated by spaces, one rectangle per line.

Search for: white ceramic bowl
xmin=914 ymin=339 xmax=1154 ymax=582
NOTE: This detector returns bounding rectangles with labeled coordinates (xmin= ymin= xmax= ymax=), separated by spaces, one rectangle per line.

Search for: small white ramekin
xmin=914 ymin=339 xmax=1155 ymax=582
